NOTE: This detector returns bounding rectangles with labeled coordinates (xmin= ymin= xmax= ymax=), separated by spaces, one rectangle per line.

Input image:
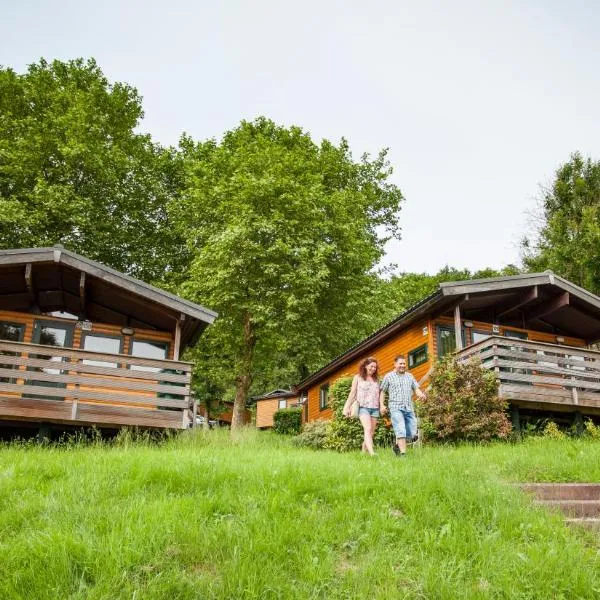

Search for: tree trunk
xmin=231 ymin=311 xmax=256 ymax=430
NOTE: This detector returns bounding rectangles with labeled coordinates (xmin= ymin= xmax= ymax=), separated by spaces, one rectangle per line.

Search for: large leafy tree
xmin=171 ymin=118 xmax=403 ymax=427
xmin=0 ymin=58 xmax=186 ymax=281
xmin=523 ymin=153 xmax=600 ymax=293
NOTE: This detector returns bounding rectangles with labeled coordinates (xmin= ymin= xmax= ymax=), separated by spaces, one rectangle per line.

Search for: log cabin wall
xmin=304 ymin=319 xmax=432 ymax=422
xmin=0 ymin=309 xmax=174 ymax=356
xmin=256 ymin=396 xmax=299 ymax=428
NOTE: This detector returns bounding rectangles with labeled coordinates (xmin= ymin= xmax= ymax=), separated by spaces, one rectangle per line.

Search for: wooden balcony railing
xmin=456 ymin=336 xmax=600 ymax=409
xmin=0 ymin=339 xmax=193 ymax=429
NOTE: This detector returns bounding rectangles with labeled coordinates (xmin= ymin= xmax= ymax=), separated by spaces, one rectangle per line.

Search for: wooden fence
xmin=456 ymin=336 xmax=600 ymax=410
xmin=0 ymin=339 xmax=193 ymax=429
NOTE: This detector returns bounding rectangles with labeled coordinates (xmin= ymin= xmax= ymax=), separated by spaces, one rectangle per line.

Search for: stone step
xmin=520 ymin=483 xmax=600 ymax=501
xmin=535 ymin=500 xmax=600 ymax=518
xmin=565 ymin=518 xmax=600 ymax=531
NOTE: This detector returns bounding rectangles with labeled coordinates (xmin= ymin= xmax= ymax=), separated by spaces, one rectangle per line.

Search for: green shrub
xmin=420 ymin=356 xmax=511 ymax=443
xmin=292 ymin=420 xmax=330 ymax=449
xmin=273 ymin=407 xmax=302 ymax=435
xmin=585 ymin=419 xmax=600 ymax=439
xmin=542 ymin=420 xmax=566 ymax=439
xmin=324 ymin=376 xmax=394 ymax=452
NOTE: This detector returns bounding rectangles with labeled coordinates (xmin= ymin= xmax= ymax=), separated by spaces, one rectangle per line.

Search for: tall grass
xmin=1 ymin=430 xmax=600 ymax=599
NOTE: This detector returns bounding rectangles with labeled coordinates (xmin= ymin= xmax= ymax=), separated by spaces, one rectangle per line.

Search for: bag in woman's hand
xmin=349 ymin=398 xmax=359 ymax=419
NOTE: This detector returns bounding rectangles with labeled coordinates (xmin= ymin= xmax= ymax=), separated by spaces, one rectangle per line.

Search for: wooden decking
xmin=0 ymin=339 xmax=193 ymax=429
xmin=457 ymin=336 xmax=600 ymax=414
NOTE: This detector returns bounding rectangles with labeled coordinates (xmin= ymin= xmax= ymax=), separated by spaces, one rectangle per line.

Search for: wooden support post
xmin=37 ymin=424 xmax=51 ymax=442
xmin=573 ymin=411 xmax=584 ymax=436
xmin=454 ymin=303 xmax=463 ymax=350
xmin=79 ymin=272 xmax=86 ymax=318
xmin=173 ymin=314 xmax=185 ymax=361
xmin=71 ymin=400 xmax=79 ymax=421
xmin=510 ymin=404 xmax=521 ymax=437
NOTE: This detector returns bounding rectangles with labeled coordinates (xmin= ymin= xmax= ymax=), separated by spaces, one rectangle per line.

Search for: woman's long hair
xmin=358 ymin=357 xmax=379 ymax=381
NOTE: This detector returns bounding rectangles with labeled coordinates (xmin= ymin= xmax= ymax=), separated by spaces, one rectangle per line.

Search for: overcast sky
xmin=2 ymin=0 xmax=600 ymax=274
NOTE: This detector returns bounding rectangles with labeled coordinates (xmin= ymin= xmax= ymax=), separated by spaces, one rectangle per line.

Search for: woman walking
xmin=343 ymin=357 xmax=386 ymax=455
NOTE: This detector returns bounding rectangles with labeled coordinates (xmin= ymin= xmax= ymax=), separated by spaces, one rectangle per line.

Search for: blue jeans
xmin=359 ymin=407 xmax=380 ymax=418
xmin=390 ymin=408 xmax=417 ymax=439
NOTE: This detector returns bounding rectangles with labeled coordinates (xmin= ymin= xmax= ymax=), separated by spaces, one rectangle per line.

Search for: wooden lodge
xmin=0 ymin=247 xmax=216 ymax=433
xmin=293 ymin=272 xmax=600 ymax=431
xmin=253 ymin=389 xmax=299 ymax=429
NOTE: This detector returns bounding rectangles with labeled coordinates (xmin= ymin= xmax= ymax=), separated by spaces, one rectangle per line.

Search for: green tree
xmin=0 ymin=58 xmax=186 ymax=282
xmin=522 ymin=152 xmax=600 ymax=293
xmin=171 ymin=118 xmax=403 ymax=427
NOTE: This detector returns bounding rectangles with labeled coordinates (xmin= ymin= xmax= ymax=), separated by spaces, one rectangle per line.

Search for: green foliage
xmin=324 ymin=376 xmax=394 ymax=452
xmin=421 ymin=356 xmax=511 ymax=442
xmin=541 ymin=421 xmax=566 ymax=440
xmin=0 ymin=58 xmax=187 ymax=282
xmin=171 ymin=118 xmax=404 ymax=423
xmin=272 ymin=407 xmax=302 ymax=435
xmin=523 ymin=152 xmax=600 ymax=293
xmin=292 ymin=419 xmax=330 ymax=449
xmin=584 ymin=419 xmax=600 ymax=439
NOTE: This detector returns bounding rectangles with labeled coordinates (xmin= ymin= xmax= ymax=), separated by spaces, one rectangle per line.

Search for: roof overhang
xmin=0 ymin=247 xmax=217 ymax=350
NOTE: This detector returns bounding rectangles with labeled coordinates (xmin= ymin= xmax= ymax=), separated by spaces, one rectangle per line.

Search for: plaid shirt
xmin=380 ymin=371 xmax=418 ymax=411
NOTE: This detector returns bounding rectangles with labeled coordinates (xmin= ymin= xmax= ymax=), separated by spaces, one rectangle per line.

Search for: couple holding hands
xmin=343 ymin=355 xmax=426 ymax=457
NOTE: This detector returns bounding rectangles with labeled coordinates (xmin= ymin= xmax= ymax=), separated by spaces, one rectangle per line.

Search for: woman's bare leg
xmin=359 ymin=412 xmax=375 ymax=455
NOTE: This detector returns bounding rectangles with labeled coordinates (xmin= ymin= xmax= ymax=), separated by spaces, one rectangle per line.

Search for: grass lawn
xmin=1 ymin=430 xmax=600 ymax=599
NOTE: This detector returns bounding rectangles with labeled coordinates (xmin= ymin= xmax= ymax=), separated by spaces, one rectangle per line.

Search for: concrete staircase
xmin=521 ymin=483 xmax=600 ymax=530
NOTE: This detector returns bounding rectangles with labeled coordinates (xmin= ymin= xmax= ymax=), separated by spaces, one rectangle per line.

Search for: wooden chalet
xmin=253 ymin=389 xmax=298 ymax=429
xmin=0 ymin=247 xmax=216 ymax=432
xmin=295 ymin=272 xmax=600 ymax=430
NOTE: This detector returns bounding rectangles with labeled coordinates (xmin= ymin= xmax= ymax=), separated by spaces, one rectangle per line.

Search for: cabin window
xmin=408 ymin=344 xmax=428 ymax=369
xmin=0 ymin=321 xmax=25 ymax=384
xmin=503 ymin=330 xmax=528 ymax=340
xmin=319 ymin=383 xmax=329 ymax=411
xmin=278 ymin=399 xmax=287 ymax=409
xmin=27 ymin=320 xmax=75 ymax=398
xmin=81 ymin=333 xmax=123 ymax=368
xmin=436 ymin=325 xmax=466 ymax=357
xmin=471 ymin=330 xmax=491 ymax=345
xmin=129 ymin=339 xmax=169 ymax=372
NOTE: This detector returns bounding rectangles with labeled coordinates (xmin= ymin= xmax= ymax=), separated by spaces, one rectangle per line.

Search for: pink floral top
xmin=355 ymin=376 xmax=380 ymax=409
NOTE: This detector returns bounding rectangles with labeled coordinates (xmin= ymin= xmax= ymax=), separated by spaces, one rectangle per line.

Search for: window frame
xmin=436 ymin=325 xmax=466 ymax=358
xmin=408 ymin=343 xmax=428 ymax=369
xmin=127 ymin=338 xmax=170 ymax=372
xmin=319 ymin=383 xmax=329 ymax=411
xmin=470 ymin=329 xmax=492 ymax=345
xmin=80 ymin=331 xmax=124 ymax=368
xmin=278 ymin=399 xmax=287 ymax=410
xmin=0 ymin=320 xmax=26 ymax=384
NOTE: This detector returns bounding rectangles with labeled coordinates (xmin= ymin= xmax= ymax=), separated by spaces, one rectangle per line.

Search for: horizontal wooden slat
xmin=493 ymin=360 xmax=597 ymax=379
xmin=0 ymin=354 xmax=190 ymax=383
xmin=0 ymin=382 xmax=188 ymax=408
xmin=0 ymin=367 xmax=189 ymax=396
xmin=0 ymin=397 xmax=186 ymax=429
xmin=0 ymin=340 xmax=192 ymax=371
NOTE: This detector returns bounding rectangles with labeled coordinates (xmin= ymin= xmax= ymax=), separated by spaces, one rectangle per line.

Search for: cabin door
xmin=28 ymin=320 xmax=75 ymax=398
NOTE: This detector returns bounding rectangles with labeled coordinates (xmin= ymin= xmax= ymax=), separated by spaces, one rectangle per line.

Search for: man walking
xmin=380 ymin=355 xmax=426 ymax=457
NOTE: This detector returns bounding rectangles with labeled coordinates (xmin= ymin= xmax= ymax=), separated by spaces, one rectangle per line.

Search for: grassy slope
xmin=1 ymin=431 xmax=600 ymax=599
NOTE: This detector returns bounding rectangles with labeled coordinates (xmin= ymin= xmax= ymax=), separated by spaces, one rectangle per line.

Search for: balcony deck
xmin=0 ymin=339 xmax=193 ymax=429
xmin=456 ymin=336 xmax=600 ymax=414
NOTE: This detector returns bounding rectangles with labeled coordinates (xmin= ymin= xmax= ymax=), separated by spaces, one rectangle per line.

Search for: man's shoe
xmin=392 ymin=444 xmax=400 ymax=456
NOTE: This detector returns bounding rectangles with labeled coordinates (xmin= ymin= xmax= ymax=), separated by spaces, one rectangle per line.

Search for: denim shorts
xmin=390 ymin=408 xmax=417 ymax=439
xmin=358 ymin=406 xmax=380 ymax=418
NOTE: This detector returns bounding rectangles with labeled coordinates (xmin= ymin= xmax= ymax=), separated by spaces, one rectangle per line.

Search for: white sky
xmin=2 ymin=0 xmax=600 ymax=274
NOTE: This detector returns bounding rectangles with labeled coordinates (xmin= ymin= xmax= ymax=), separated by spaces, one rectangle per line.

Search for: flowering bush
xmin=420 ymin=356 xmax=511 ymax=442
